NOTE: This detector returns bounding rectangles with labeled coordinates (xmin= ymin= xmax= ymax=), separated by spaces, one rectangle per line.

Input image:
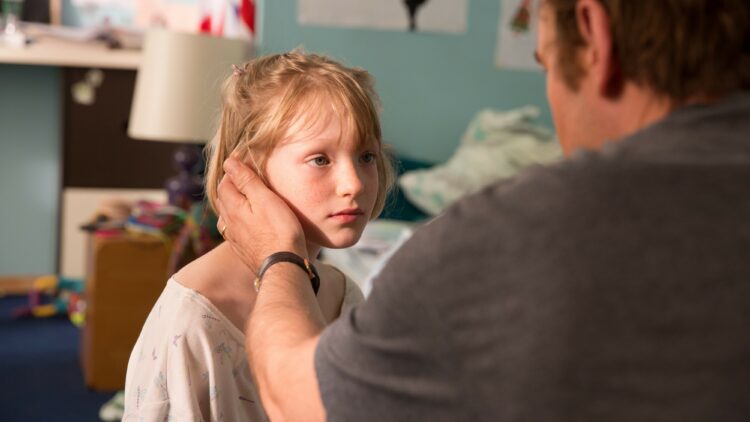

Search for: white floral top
xmin=123 ymin=276 xmax=364 ymax=422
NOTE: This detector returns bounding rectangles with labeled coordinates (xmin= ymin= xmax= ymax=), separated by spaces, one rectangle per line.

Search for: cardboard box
xmin=81 ymin=234 xmax=172 ymax=391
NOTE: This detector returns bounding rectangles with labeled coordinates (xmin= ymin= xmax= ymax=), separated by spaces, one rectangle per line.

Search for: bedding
xmin=398 ymin=106 xmax=561 ymax=215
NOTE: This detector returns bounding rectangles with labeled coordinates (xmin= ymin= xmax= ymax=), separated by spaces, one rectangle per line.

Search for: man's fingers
xmin=214 ymin=181 xmax=225 ymax=218
xmin=217 ymin=174 xmax=246 ymax=212
xmin=217 ymin=174 xmax=252 ymax=238
xmin=223 ymin=157 xmax=263 ymax=198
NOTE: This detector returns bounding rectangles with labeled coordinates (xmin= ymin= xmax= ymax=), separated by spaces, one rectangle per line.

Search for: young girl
xmin=123 ymin=51 xmax=394 ymax=421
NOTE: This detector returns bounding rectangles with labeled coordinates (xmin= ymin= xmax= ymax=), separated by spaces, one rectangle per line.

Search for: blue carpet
xmin=0 ymin=295 xmax=114 ymax=421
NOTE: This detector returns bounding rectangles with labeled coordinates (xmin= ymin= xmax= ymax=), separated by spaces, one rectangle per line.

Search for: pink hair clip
xmin=232 ymin=64 xmax=246 ymax=76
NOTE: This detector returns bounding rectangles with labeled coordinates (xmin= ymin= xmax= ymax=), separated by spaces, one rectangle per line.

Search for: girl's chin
xmin=323 ymin=238 xmax=360 ymax=249
xmin=317 ymin=233 xmax=363 ymax=250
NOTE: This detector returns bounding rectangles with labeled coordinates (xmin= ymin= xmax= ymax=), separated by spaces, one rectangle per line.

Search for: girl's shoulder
xmin=136 ymin=279 xmax=246 ymax=370
xmin=146 ymin=279 xmax=224 ymax=331
xmin=316 ymin=263 xmax=365 ymax=321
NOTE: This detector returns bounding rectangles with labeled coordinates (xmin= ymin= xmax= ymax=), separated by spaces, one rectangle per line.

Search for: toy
xmin=168 ymin=201 xmax=222 ymax=275
xmin=12 ymin=275 xmax=86 ymax=326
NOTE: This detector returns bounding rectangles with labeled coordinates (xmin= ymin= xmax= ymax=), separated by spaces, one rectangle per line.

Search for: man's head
xmin=536 ymin=0 xmax=750 ymax=155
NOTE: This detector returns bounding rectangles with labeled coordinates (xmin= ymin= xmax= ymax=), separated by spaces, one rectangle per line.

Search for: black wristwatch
xmin=253 ymin=251 xmax=320 ymax=295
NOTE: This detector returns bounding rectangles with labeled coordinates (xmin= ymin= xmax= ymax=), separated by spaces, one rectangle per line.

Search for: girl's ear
xmin=575 ymin=0 xmax=623 ymax=98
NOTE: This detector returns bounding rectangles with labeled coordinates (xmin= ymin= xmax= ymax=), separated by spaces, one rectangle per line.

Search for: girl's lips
xmin=330 ymin=209 xmax=364 ymax=223
xmin=331 ymin=213 xmax=361 ymax=223
xmin=331 ymin=208 xmax=363 ymax=216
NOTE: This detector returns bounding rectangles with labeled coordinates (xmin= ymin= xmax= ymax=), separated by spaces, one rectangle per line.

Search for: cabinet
xmin=81 ymin=234 xmax=172 ymax=391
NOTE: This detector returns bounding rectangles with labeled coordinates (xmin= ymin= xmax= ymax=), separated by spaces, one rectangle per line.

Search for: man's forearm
xmin=247 ymin=262 xmax=327 ymax=420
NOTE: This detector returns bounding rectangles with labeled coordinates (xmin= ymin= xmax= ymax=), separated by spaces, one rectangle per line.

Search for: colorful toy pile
xmin=13 ymin=200 xmax=222 ymax=326
xmin=12 ymin=275 xmax=86 ymax=326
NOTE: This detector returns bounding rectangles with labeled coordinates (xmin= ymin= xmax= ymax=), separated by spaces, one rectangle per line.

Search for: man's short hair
xmin=545 ymin=0 xmax=750 ymax=102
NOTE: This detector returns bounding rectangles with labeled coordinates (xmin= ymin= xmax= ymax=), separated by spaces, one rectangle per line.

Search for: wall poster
xmin=495 ymin=0 xmax=539 ymax=70
xmin=298 ymin=0 xmax=469 ymax=34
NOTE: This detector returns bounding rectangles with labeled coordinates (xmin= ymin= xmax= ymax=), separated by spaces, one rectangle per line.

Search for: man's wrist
xmin=262 ymin=239 xmax=308 ymax=261
xmin=254 ymin=252 xmax=321 ymax=295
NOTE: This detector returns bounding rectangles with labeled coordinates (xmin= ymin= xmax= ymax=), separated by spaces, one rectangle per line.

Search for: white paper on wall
xmin=72 ymin=0 xmax=131 ymax=7
xmin=298 ymin=0 xmax=468 ymax=34
xmin=70 ymin=0 xmax=135 ymax=26
xmin=495 ymin=0 xmax=539 ymax=70
xmin=135 ymin=0 xmax=202 ymax=33
xmin=134 ymin=0 xmax=255 ymax=40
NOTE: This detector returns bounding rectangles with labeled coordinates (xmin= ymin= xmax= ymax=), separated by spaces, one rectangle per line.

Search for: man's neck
xmin=591 ymin=84 xmax=674 ymax=152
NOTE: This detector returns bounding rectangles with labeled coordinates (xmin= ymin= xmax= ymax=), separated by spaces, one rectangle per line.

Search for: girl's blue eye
xmin=309 ymin=156 xmax=330 ymax=167
xmin=360 ymin=152 xmax=377 ymax=164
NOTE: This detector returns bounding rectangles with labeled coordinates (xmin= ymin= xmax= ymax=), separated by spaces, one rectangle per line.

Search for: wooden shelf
xmin=0 ymin=36 xmax=140 ymax=69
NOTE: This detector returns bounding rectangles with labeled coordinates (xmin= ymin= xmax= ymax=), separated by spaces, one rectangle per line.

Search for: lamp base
xmin=166 ymin=144 xmax=204 ymax=210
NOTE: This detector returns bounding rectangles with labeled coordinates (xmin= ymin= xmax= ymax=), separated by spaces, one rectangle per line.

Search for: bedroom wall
xmin=259 ymin=0 xmax=551 ymax=163
xmin=0 ymin=65 xmax=60 ymax=275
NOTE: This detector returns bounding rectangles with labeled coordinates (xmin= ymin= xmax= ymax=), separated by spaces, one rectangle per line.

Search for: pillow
xmin=398 ymin=107 xmax=561 ymax=216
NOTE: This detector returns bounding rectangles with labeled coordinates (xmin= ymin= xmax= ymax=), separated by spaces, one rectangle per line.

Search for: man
xmin=216 ymin=0 xmax=750 ymax=420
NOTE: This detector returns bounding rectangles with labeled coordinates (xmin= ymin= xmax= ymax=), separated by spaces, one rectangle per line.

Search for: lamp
xmin=128 ymin=28 xmax=250 ymax=209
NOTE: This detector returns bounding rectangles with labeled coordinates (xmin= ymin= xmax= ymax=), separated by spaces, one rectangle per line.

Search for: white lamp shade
xmin=128 ymin=29 xmax=250 ymax=143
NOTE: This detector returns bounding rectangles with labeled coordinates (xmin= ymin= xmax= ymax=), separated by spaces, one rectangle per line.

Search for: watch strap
xmin=254 ymin=251 xmax=320 ymax=295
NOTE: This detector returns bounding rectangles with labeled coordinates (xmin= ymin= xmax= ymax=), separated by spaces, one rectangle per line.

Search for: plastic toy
xmin=12 ymin=275 xmax=86 ymax=326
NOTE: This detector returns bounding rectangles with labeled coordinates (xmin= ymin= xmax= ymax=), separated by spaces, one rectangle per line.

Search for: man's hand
xmin=216 ymin=157 xmax=308 ymax=270
xmin=218 ymin=157 xmax=326 ymax=421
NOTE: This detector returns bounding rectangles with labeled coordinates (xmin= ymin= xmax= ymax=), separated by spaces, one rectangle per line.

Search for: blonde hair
xmin=204 ymin=50 xmax=395 ymax=219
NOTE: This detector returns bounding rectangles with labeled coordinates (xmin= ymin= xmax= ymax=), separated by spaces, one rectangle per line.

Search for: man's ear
xmin=575 ymin=0 xmax=622 ymax=97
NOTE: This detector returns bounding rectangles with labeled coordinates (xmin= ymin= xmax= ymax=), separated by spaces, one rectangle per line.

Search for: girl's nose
xmin=336 ymin=161 xmax=365 ymax=198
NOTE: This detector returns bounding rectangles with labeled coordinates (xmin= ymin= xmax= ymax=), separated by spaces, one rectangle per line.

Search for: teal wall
xmin=259 ymin=0 xmax=550 ymax=163
xmin=0 ymin=0 xmax=549 ymax=274
xmin=0 ymin=65 xmax=60 ymax=274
